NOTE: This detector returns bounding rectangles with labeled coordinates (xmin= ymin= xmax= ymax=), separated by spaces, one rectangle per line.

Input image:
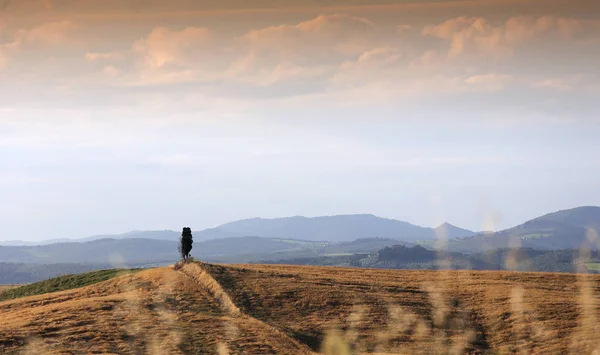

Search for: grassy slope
xmin=1 ymin=263 xmax=600 ymax=354
xmin=586 ymin=263 xmax=600 ymax=271
xmin=0 ymin=285 xmax=18 ymax=296
xmin=0 ymin=269 xmax=140 ymax=302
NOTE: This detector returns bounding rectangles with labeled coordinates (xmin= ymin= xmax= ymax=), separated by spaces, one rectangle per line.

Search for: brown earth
xmin=1 ymin=263 xmax=600 ymax=354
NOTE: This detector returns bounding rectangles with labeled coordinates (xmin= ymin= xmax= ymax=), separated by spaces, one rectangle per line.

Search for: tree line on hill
xmin=262 ymin=244 xmax=600 ymax=273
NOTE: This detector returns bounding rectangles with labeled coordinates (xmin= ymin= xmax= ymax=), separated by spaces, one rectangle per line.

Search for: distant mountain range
xmin=0 ymin=207 xmax=599 ymax=283
xmin=1 ymin=207 xmax=599 ymax=262
xmin=210 ymin=214 xmax=474 ymax=242
xmin=1 ymin=214 xmax=476 ymax=246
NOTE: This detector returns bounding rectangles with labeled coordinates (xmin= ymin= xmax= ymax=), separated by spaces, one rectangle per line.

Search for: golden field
xmin=1 ymin=263 xmax=599 ymax=354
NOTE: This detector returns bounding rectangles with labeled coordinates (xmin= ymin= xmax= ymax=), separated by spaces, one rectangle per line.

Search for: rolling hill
xmin=448 ymin=206 xmax=600 ymax=253
xmin=532 ymin=206 xmax=600 ymax=231
xmin=434 ymin=222 xmax=476 ymax=239
xmin=1 ymin=262 xmax=599 ymax=354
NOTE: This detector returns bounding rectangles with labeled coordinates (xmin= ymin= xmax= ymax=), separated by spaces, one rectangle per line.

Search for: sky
xmin=1 ymin=0 xmax=599 ymax=241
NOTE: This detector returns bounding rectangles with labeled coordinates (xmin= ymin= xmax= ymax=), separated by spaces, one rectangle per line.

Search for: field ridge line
xmin=178 ymin=262 xmax=317 ymax=354
xmin=179 ymin=263 xmax=243 ymax=317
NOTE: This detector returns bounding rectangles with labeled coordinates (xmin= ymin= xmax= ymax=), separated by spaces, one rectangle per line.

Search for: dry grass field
xmin=1 ymin=263 xmax=599 ymax=354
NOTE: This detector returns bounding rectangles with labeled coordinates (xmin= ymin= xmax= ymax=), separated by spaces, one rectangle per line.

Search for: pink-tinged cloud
xmin=397 ymin=24 xmax=412 ymax=32
xmin=330 ymin=47 xmax=402 ymax=85
xmin=464 ymin=74 xmax=513 ymax=92
xmin=423 ymin=15 xmax=588 ymax=58
xmin=243 ymin=13 xmax=374 ymax=54
xmin=0 ymin=39 xmax=20 ymax=69
xmin=1 ymin=20 xmax=78 ymax=69
xmin=85 ymin=52 xmax=123 ymax=61
xmin=25 ymin=20 xmax=78 ymax=45
xmin=133 ymin=26 xmax=212 ymax=69
xmin=222 ymin=14 xmax=379 ymax=85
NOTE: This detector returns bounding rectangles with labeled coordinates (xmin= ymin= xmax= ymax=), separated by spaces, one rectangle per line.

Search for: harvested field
xmin=1 ymin=263 xmax=599 ymax=354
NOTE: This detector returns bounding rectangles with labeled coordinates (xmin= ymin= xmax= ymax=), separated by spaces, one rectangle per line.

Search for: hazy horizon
xmin=2 ymin=0 xmax=599 ymax=241
xmin=3 ymin=204 xmax=598 ymax=243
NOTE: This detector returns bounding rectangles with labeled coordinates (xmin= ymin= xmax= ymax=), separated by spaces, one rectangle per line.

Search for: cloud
xmin=464 ymin=74 xmax=513 ymax=92
xmin=0 ymin=29 xmax=25 ymax=69
xmin=0 ymin=52 xmax=6 ymax=69
xmin=226 ymin=55 xmax=329 ymax=86
xmin=0 ymin=42 xmax=17 ymax=69
xmin=223 ymin=14 xmax=377 ymax=86
xmin=529 ymin=75 xmax=588 ymax=92
xmin=243 ymin=13 xmax=374 ymax=56
xmin=329 ymin=47 xmax=402 ymax=85
xmin=354 ymin=47 xmax=402 ymax=65
xmin=85 ymin=52 xmax=123 ymax=61
xmin=102 ymin=65 xmax=120 ymax=78
xmin=0 ymin=8 xmax=597 ymax=126
xmin=0 ymin=20 xmax=77 ymax=69
xmin=397 ymin=24 xmax=412 ymax=32
xmin=25 ymin=20 xmax=78 ymax=45
xmin=122 ymin=25 xmax=226 ymax=86
xmin=132 ymin=26 xmax=212 ymax=69
xmin=244 ymin=13 xmax=374 ymax=40
xmin=423 ymin=15 xmax=588 ymax=57
xmin=121 ymin=14 xmax=379 ymax=87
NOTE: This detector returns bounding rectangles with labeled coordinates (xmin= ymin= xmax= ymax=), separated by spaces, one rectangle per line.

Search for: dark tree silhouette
xmin=178 ymin=227 xmax=193 ymax=261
